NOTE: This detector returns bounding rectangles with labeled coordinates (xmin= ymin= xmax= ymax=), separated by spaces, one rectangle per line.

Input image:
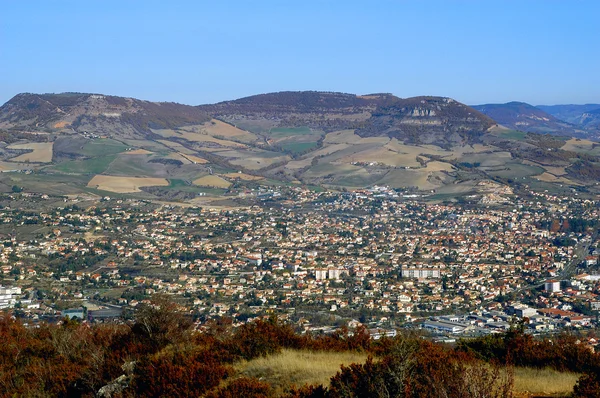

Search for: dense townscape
xmin=2 ymin=185 xmax=599 ymax=343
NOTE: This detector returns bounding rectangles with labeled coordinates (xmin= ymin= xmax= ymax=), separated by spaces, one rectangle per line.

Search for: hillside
xmin=358 ymin=96 xmax=496 ymax=146
xmin=472 ymin=101 xmax=583 ymax=136
xmin=578 ymin=107 xmax=600 ymax=132
xmin=2 ymin=90 xmax=600 ymax=201
xmin=199 ymin=91 xmax=399 ymax=134
xmin=0 ymin=311 xmax=597 ymax=397
xmin=0 ymin=92 xmax=211 ymax=139
xmin=537 ymin=103 xmax=600 ymax=125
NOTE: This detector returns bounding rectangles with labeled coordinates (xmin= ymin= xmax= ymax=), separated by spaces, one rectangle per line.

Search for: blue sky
xmin=2 ymin=1 xmax=599 ymax=106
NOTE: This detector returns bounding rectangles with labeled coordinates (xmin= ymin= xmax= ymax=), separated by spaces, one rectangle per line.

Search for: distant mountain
xmin=0 ymin=92 xmax=211 ymax=139
xmin=3 ymin=90 xmax=600 ymax=197
xmin=579 ymin=108 xmax=600 ymax=132
xmin=537 ymin=104 xmax=600 ymax=126
xmin=472 ymin=102 xmax=582 ymax=136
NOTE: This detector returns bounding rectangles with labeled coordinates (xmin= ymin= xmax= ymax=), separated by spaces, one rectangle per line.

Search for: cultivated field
xmin=179 ymin=153 xmax=208 ymax=164
xmin=221 ymin=149 xmax=289 ymax=170
xmin=324 ymin=130 xmax=389 ymax=145
xmin=189 ymin=119 xmax=258 ymax=143
xmin=53 ymin=155 xmax=117 ymax=174
xmin=81 ymin=139 xmax=128 ymax=156
xmin=179 ymin=133 xmax=247 ymax=147
xmin=192 ymin=175 xmax=232 ymax=188
xmin=535 ymin=172 xmax=577 ymax=185
xmin=8 ymin=142 xmax=54 ymax=163
xmin=561 ymin=138 xmax=597 ymax=152
xmin=156 ymin=140 xmax=198 ymax=155
xmin=87 ymin=175 xmax=169 ymax=193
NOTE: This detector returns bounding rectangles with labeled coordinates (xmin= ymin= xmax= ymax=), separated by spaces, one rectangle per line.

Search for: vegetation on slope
xmin=2 ymin=296 xmax=600 ymax=397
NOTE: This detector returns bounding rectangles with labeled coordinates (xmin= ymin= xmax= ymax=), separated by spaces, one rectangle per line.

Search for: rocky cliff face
xmin=357 ymin=96 xmax=496 ymax=146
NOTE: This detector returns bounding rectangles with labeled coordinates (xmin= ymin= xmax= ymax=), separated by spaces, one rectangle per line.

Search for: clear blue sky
xmin=2 ymin=1 xmax=599 ymax=106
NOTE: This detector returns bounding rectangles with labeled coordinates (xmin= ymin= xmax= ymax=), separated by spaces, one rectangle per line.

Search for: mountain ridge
xmin=2 ymin=90 xmax=600 ymax=199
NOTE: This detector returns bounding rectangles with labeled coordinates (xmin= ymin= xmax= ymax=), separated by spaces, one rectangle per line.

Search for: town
xmin=1 ymin=185 xmax=599 ymax=346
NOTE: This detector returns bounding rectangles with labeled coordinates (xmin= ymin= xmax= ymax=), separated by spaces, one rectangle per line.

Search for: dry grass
xmin=165 ymin=153 xmax=191 ymax=164
xmin=235 ymin=349 xmax=367 ymax=393
xmin=87 ymin=175 xmax=169 ymax=193
xmin=197 ymin=119 xmax=258 ymax=142
xmin=234 ymin=349 xmax=579 ymax=397
xmin=192 ymin=175 xmax=232 ymax=188
xmin=8 ymin=142 xmax=54 ymax=163
xmin=425 ymin=161 xmax=455 ymax=172
xmin=179 ymin=132 xmax=247 ymax=147
xmin=228 ymin=153 xmax=290 ymax=170
xmin=513 ymin=367 xmax=580 ymax=396
xmin=53 ymin=121 xmax=69 ymax=129
xmin=179 ymin=153 xmax=208 ymax=164
xmin=561 ymin=138 xmax=596 ymax=152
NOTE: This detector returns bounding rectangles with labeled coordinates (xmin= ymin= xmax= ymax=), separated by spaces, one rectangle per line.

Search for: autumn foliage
xmin=1 ymin=302 xmax=600 ymax=397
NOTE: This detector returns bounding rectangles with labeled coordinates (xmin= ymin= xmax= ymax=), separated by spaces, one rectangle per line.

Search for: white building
xmin=0 ymin=286 xmax=21 ymax=309
xmin=544 ymin=280 xmax=561 ymax=293
xmin=401 ymin=267 xmax=441 ymax=279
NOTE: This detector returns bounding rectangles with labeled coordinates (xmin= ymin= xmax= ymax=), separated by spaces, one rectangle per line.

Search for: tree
xmin=131 ymin=295 xmax=192 ymax=352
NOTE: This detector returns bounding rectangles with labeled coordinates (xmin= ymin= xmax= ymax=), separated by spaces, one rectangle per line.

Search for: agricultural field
xmin=457 ymin=151 xmax=513 ymax=167
xmin=178 ymin=153 xmax=208 ymax=164
xmin=52 ymin=155 xmax=117 ymax=174
xmin=178 ymin=132 xmax=247 ymax=148
xmin=280 ymin=141 xmax=318 ymax=153
xmin=219 ymin=149 xmax=289 ymax=170
xmin=561 ymin=137 xmax=600 ymax=155
xmin=87 ymin=175 xmax=169 ymax=193
xmin=324 ymin=129 xmax=390 ymax=145
xmin=268 ymin=127 xmax=313 ymax=138
xmin=484 ymin=162 xmax=545 ymax=179
xmin=181 ymin=119 xmax=258 ymax=143
xmin=376 ymin=168 xmax=448 ymax=190
xmin=155 ymin=140 xmax=198 ymax=155
xmin=285 ymin=144 xmax=350 ymax=170
xmin=124 ymin=149 xmax=153 ymax=155
xmin=80 ymin=139 xmax=128 ymax=156
xmin=192 ymin=175 xmax=232 ymax=188
xmin=489 ymin=127 xmax=528 ymax=141
xmin=1 ymin=172 xmax=92 ymax=196
xmin=7 ymin=142 xmax=54 ymax=163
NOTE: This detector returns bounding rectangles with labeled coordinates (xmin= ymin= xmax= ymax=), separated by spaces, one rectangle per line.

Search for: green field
xmin=52 ymin=155 xmax=118 ymax=174
xmin=485 ymin=162 xmax=544 ymax=179
xmin=280 ymin=141 xmax=318 ymax=153
xmin=168 ymin=179 xmax=191 ymax=188
xmin=80 ymin=139 xmax=128 ymax=156
xmin=268 ymin=127 xmax=313 ymax=138
xmin=491 ymin=129 xmax=528 ymax=141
